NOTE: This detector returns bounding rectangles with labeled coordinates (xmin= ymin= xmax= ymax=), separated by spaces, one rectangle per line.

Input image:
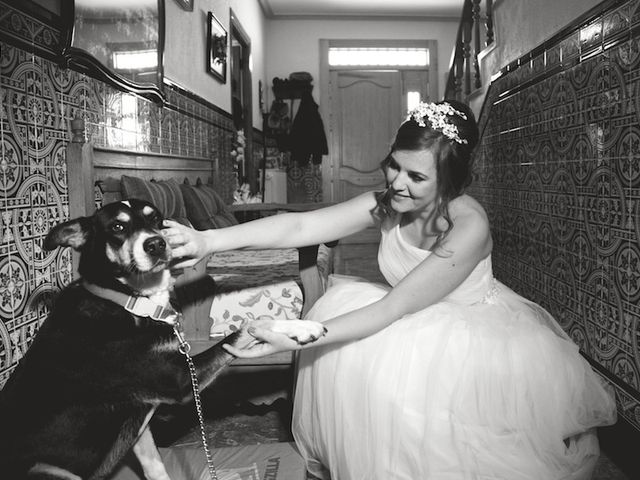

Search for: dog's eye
xmin=111 ymin=222 xmax=125 ymax=233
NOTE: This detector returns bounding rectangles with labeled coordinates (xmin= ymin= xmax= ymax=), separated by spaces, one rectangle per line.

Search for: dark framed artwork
xmin=174 ymin=0 xmax=194 ymax=12
xmin=206 ymin=12 xmax=227 ymax=83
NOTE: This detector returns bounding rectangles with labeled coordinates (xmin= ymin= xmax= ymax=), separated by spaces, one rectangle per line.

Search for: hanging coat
xmin=289 ymin=91 xmax=328 ymax=165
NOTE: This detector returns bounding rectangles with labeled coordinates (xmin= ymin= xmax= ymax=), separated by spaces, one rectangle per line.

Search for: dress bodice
xmin=377 ymin=219 xmax=495 ymax=305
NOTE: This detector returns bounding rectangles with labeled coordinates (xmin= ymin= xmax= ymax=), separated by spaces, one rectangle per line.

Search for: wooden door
xmin=327 ymin=70 xmax=403 ymax=203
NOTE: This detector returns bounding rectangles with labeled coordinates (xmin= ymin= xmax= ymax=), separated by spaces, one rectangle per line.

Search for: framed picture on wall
xmin=174 ymin=0 xmax=194 ymax=12
xmin=207 ymin=12 xmax=227 ymax=83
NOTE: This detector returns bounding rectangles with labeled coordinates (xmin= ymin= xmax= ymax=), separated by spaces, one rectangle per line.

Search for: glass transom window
xmin=112 ymin=49 xmax=157 ymax=70
xmin=328 ymin=47 xmax=429 ymax=67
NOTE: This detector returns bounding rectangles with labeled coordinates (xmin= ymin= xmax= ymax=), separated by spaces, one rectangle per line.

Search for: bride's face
xmin=385 ymin=149 xmax=438 ymax=214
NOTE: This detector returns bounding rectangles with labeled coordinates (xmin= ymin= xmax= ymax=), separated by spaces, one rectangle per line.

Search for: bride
xmin=163 ymin=100 xmax=617 ymax=479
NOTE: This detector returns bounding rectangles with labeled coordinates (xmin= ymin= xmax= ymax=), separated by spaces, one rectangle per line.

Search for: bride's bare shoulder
xmin=446 ymin=195 xmax=492 ymax=256
xmin=449 ymin=194 xmax=488 ymax=222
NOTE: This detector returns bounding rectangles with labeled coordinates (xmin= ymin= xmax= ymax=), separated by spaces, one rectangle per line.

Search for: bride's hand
xmin=223 ymin=326 xmax=303 ymax=358
xmin=162 ymin=220 xmax=211 ymax=268
xmin=223 ymin=320 xmax=327 ymax=358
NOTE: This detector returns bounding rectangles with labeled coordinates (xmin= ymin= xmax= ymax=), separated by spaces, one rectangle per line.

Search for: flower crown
xmin=406 ymin=102 xmax=468 ymax=144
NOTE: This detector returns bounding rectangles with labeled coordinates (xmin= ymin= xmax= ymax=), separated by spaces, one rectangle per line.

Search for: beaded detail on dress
xmin=479 ymin=277 xmax=500 ymax=304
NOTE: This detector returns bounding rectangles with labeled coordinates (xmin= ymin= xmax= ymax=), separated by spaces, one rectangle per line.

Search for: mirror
xmin=229 ymin=10 xmax=254 ymax=190
xmin=62 ymin=0 xmax=165 ymax=105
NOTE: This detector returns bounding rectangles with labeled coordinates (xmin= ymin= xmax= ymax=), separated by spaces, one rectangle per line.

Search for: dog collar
xmin=82 ymin=282 xmax=179 ymax=325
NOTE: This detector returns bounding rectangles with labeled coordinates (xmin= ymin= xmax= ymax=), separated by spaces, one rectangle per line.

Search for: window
xmin=112 ymin=49 xmax=157 ymax=71
xmin=328 ymin=47 xmax=429 ymax=67
xmin=407 ymin=91 xmax=421 ymax=111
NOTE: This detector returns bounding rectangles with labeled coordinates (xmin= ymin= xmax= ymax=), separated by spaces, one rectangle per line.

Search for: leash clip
xmin=124 ymin=296 xmax=179 ymax=325
xmin=172 ymin=314 xmax=191 ymax=355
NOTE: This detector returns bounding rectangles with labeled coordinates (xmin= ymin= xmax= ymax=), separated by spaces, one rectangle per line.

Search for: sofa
xmin=66 ymin=118 xmax=333 ymax=365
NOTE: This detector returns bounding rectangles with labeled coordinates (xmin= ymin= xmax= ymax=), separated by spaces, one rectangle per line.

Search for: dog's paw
xmin=260 ymin=319 xmax=327 ymax=345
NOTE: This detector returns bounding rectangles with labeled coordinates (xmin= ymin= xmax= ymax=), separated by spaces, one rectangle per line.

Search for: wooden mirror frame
xmin=229 ymin=9 xmax=255 ymax=191
xmin=60 ymin=0 xmax=166 ymax=106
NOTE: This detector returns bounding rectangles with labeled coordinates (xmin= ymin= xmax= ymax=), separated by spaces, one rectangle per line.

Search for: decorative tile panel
xmin=472 ymin=0 xmax=640 ymax=431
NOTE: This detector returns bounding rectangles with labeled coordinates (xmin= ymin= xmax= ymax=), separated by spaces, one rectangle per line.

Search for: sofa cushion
xmin=180 ymin=180 xmax=238 ymax=230
xmin=120 ymin=176 xmax=190 ymax=226
xmin=207 ymin=248 xmax=303 ymax=337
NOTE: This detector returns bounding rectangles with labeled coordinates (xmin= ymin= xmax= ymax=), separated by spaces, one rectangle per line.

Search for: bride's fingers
xmin=250 ymin=327 xmax=302 ymax=349
xmin=169 ymin=257 xmax=199 ymax=269
xmin=222 ymin=343 xmax=268 ymax=358
xmin=161 ymin=228 xmax=185 ymax=244
xmin=169 ymin=245 xmax=193 ymax=259
xmin=163 ymin=219 xmax=183 ymax=229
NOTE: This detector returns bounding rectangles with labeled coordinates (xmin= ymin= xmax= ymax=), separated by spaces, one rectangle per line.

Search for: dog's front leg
xmin=183 ymin=328 xmax=257 ymax=399
xmin=132 ymin=425 xmax=171 ymax=480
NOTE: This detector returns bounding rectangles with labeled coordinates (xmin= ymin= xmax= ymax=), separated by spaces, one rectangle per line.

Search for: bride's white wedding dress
xmin=292 ymin=216 xmax=617 ymax=480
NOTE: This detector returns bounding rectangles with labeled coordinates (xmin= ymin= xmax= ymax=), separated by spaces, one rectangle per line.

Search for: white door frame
xmin=319 ymin=39 xmax=439 ymax=202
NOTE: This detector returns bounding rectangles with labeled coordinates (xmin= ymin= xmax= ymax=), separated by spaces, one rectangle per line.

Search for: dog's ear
xmin=44 ymin=217 xmax=92 ymax=251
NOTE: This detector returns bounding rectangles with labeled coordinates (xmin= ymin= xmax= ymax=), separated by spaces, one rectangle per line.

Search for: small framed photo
xmin=207 ymin=12 xmax=227 ymax=84
xmin=174 ymin=0 xmax=194 ymax=12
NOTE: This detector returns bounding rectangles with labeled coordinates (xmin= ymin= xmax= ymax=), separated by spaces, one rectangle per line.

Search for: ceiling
xmin=258 ymin=0 xmax=465 ymax=19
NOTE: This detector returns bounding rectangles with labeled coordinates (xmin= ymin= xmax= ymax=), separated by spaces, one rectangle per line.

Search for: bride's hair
xmin=375 ymin=100 xmax=479 ymax=246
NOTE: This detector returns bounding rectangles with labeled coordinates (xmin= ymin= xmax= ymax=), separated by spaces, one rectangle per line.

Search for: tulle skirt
xmin=292 ymin=275 xmax=617 ymax=480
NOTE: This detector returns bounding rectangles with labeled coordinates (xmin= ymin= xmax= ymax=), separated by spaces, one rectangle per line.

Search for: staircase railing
xmin=445 ymin=0 xmax=494 ymax=102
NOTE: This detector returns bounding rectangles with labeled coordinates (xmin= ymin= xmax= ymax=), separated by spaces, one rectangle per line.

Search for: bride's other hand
xmin=223 ymin=327 xmax=299 ymax=358
xmin=162 ymin=219 xmax=211 ymax=268
xmin=223 ymin=320 xmax=327 ymax=358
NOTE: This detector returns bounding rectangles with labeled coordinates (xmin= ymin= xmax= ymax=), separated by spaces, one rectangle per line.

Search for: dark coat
xmin=289 ymin=91 xmax=328 ymax=165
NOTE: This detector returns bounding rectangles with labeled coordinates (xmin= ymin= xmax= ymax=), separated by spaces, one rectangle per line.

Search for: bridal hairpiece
xmin=406 ymin=102 xmax=468 ymax=144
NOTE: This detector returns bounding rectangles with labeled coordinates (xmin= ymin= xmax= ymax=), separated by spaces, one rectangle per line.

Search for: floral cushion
xmin=208 ymin=249 xmax=303 ymax=337
xmin=207 ymin=244 xmax=335 ymax=338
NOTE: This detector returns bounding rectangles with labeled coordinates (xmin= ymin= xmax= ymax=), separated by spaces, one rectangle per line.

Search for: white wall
xmin=264 ymin=17 xmax=458 ymax=105
xmin=164 ymin=0 xmax=266 ymax=129
xmin=473 ymin=0 xmax=603 ymax=114
xmin=490 ymin=0 xmax=602 ymax=71
xmin=164 ymin=3 xmax=460 ymax=128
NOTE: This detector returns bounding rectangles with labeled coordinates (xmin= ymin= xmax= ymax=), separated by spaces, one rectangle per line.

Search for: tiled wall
xmin=263 ymin=141 xmax=323 ymax=203
xmin=287 ymin=162 xmax=323 ymax=203
xmin=470 ymin=0 xmax=640 ymax=431
xmin=0 ymin=31 xmax=240 ymax=387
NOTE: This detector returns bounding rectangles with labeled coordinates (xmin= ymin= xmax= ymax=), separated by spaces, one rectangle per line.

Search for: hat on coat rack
xmin=289 ymin=72 xmax=313 ymax=83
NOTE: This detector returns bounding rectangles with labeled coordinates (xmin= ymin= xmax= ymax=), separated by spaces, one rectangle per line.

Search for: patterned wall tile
xmin=472 ymin=0 xmax=640 ymax=431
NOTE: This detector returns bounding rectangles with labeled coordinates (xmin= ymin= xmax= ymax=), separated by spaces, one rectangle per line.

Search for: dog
xmin=0 ymin=199 xmax=326 ymax=480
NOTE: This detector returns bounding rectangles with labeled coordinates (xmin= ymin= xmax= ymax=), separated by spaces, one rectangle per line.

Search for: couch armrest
xmin=172 ymin=255 xmax=215 ymax=343
xmin=298 ymin=245 xmax=322 ymax=317
xmin=298 ymin=241 xmax=337 ymax=316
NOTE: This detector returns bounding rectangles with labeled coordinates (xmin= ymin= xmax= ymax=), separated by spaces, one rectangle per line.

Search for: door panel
xmin=329 ymin=70 xmax=403 ymax=203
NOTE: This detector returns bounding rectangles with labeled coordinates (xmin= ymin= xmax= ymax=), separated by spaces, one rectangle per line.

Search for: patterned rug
xmin=167 ymin=399 xmax=294 ymax=449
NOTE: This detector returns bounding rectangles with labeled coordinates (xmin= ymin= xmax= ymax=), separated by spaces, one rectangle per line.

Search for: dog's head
xmin=44 ymin=199 xmax=172 ymax=294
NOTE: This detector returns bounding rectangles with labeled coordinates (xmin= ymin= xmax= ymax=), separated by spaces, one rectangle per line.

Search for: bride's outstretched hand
xmin=162 ymin=219 xmax=210 ymax=268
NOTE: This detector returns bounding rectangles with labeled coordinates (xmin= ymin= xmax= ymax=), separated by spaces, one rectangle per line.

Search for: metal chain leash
xmin=173 ymin=319 xmax=218 ymax=480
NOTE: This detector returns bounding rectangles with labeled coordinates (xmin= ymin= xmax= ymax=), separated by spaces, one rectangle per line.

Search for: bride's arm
xmin=225 ymin=202 xmax=493 ymax=357
xmin=163 ymin=192 xmax=379 ymax=263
